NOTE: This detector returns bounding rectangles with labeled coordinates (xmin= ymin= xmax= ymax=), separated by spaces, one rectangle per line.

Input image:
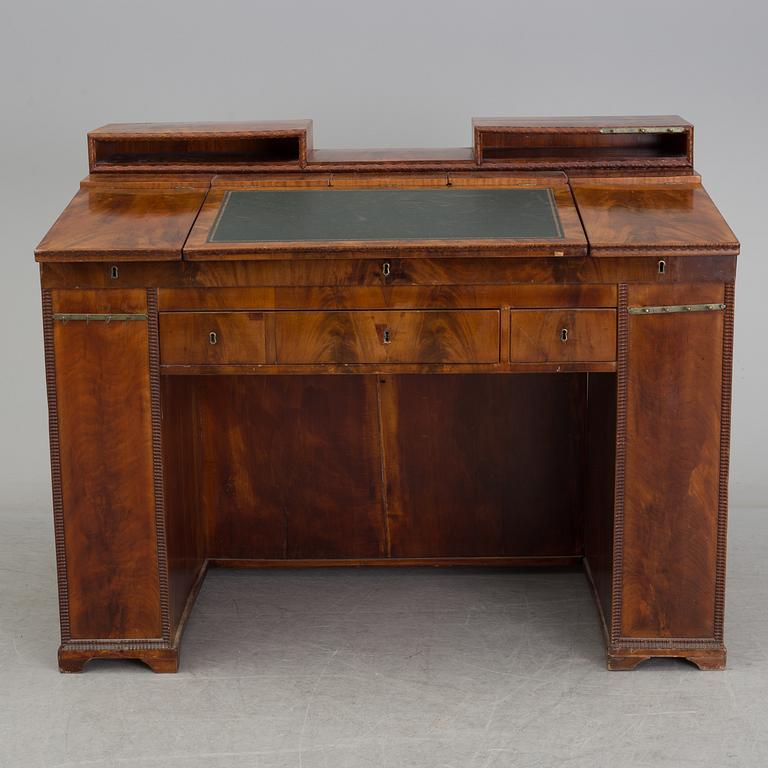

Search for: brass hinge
xmin=600 ymin=126 xmax=686 ymax=134
xmin=52 ymin=313 xmax=148 ymax=322
xmin=628 ymin=303 xmax=725 ymax=316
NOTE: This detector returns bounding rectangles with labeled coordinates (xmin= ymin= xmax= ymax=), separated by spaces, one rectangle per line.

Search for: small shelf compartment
xmin=88 ymin=121 xmax=312 ymax=172
xmin=473 ymin=118 xmax=692 ymax=169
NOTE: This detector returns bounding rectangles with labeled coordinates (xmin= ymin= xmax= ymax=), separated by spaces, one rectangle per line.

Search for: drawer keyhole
xmin=658 ymin=259 xmax=666 ymax=275
xmin=110 ymin=265 xmax=119 ymax=280
xmin=382 ymin=262 xmax=391 ymax=277
xmin=560 ymin=328 xmax=568 ymax=342
xmin=383 ymin=328 xmax=391 ymax=344
xmin=209 ymin=331 xmax=218 ymax=345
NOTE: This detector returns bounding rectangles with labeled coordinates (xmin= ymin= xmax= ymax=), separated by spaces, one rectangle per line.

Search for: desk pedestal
xmin=41 ymin=269 xmax=733 ymax=672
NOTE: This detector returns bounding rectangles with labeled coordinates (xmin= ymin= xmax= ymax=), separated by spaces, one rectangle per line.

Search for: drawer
xmin=275 ymin=310 xmax=500 ymax=365
xmin=510 ymin=309 xmax=616 ymax=362
xmin=160 ymin=311 xmax=267 ymax=365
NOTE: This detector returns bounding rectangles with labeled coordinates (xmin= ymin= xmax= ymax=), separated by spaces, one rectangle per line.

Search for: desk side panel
xmin=161 ymin=375 xmax=206 ymax=630
xmin=584 ymin=372 xmax=617 ymax=628
xmin=46 ymin=289 xmax=165 ymax=641
xmin=619 ymin=283 xmax=727 ymax=641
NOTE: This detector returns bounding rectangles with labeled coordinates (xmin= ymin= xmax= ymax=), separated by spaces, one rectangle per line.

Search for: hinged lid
xmin=570 ymin=179 xmax=738 ymax=257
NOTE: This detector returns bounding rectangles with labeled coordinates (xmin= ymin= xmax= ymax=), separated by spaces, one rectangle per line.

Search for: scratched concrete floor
xmin=1 ymin=504 xmax=767 ymax=768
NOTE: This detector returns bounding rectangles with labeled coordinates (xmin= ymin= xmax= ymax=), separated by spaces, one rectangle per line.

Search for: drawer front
xmin=275 ymin=310 xmax=500 ymax=365
xmin=160 ymin=311 xmax=267 ymax=365
xmin=510 ymin=309 xmax=616 ymax=362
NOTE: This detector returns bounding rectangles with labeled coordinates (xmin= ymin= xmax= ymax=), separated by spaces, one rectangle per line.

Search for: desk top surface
xmin=209 ymin=188 xmax=563 ymax=244
xmin=34 ymin=177 xmax=739 ymax=262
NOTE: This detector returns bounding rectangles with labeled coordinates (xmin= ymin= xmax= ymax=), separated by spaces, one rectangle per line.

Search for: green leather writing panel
xmin=209 ymin=188 xmax=563 ymax=243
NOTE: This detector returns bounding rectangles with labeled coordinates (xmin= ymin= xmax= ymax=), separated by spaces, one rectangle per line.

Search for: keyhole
xmin=560 ymin=328 xmax=568 ymax=342
xmin=110 ymin=265 xmax=119 ymax=280
xmin=382 ymin=262 xmax=391 ymax=277
xmin=209 ymin=331 xmax=218 ymax=345
xmin=383 ymin=329 xmax=391 ymax=344
xmin=658 ymin=259 xmax=666 ymax=275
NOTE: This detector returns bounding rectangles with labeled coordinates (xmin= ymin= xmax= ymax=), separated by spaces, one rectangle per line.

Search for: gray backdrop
xmin=1 ymin=0 xmax=765 ymax=508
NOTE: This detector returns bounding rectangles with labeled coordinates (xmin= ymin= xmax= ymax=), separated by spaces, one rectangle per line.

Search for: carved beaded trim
xmin=43 ymin=290 xmax=72 ymax=643
xmin=714 ymin=283 xmax=735 ymax=642
xmin=61 ymin=639 xmax=174 ymax=652
xmin=609 ymin=284 xmax=629 ymax=643
xmin=609 ymin=638 xmax=723 ymax=651
xmin=147 ymin=289 xmax=172 ymax=643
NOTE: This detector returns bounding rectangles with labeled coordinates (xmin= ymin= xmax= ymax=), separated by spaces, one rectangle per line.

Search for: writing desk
xmin=36 ymin=116 xmax=738 ymax=672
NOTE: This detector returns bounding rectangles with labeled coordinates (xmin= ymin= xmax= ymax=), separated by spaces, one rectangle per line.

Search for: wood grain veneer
xmin=159 ymin=311 xmax=268 ymax=365
xmin=509 ymin=309 xmax=616 ymax=363
xmin=621 ymin=283 xmax=724 ymax=640
xmin=571 ymin=182 xmax=738 ymax=257
xmin=36 ymin=116 xmax=737 ymax=673
xmin=35 ymin=189 xmax=206 ymax=262
xmin=274 ymin=310 xmax=500 ymax=365
xmin=50 ymin=289 xmax=163 ymax=640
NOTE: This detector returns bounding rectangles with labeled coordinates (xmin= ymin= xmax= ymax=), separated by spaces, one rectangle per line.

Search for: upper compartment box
xmin=88 ymin=121 xmax=313 ymax=172
xmin=473 ymin=116 xmax=692 ymax=170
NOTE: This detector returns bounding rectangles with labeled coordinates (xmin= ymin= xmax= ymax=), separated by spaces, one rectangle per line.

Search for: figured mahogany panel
xmin=52 ymin=289 xmax=149 ymax=314
xmin=197 ymin=375 xmax=386 ymax=559
xmin=510 ymin=309 xmax=616 ymax=362
xmin=572 ymin=182 xmax=739 ymax=257
xmin=51 ymin=289 xmax=162 ymax=639
xmin=157 ymin=284 xmax=617 ymax=312
xmin=620 ymin=284 xmax=725 ymax=638
xmin=35 ymin=189 xmax=206 ymax=262
xmin=381 ymin=374 xmax=585 ymax=558
xmin=40 ymin=255 xmax=738 ymax=291
xmin=275 ymin=310 xmax=500 ymax=365
xmin=628 ymin=282 xmax=724 ymax=307
xmin=159 ymin=311 xmax=267 ymax=365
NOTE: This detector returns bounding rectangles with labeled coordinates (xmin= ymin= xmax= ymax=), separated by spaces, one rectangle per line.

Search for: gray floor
xmin=1 ymin=505 xmax=766 ymax=768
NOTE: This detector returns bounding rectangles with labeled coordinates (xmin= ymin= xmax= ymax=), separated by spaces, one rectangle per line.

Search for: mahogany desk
xmin=35 ymin=116 xmax=738 ymax=672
